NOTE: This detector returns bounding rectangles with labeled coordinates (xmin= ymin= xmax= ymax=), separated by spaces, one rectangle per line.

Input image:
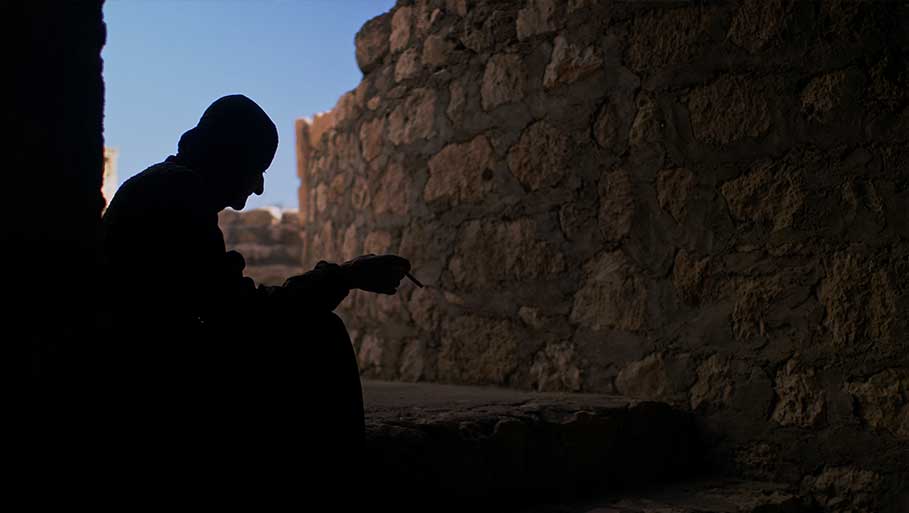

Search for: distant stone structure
xmin=218 ymin=208 xmax=303 ymax=286
xmin=296 ymin=0 xmax=909 ymax=509
xmin=102 ymin=147 xmax=118 ymax=206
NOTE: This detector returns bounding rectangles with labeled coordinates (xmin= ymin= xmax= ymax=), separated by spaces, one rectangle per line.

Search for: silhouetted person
xmin=101 ymin=95 xmax=409 ymax=503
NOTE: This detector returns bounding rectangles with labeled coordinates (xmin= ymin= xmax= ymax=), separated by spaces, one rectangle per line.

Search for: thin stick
xmin=405 ymin=271 xmax=424 ymax=288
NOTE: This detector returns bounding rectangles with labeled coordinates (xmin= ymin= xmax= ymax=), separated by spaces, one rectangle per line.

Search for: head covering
xmin=176 ymin=95 xmax=278 ymax=173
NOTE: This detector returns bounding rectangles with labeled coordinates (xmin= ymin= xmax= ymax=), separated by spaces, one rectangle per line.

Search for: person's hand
xmin=340 ymin=254 xmax=411 ymax=294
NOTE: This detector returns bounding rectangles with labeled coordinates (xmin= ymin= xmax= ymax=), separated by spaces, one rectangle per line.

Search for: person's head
xmin=176 ymin=95 xmax=278 ymax=210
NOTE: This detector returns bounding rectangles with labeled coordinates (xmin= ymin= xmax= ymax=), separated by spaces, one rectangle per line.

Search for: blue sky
xmin=102 ymin=0 xmax=396 ymax=210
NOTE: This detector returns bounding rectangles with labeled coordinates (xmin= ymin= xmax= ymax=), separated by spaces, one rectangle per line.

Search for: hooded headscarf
xmin=176 ymin=95 xmax=278 ymax=174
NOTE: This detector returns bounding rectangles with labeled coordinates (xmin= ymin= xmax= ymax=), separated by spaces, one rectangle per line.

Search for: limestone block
xmin=395 ymin=47 xmax=422 ymax=82
xmin=672 ymin=249 xmax=709 ymax=305
xmin=846 ymin=369 xmax=909 ymax=439
xmin=615 ymin=353 xmax=669 ymax=400
xmin=543 ymin=35 xmax=603 ymax=90
xmin=374 ymin=161 xmax=411 ymax=216
xmin=422 ymin=33 xmax=454 ymax=69
xmin=688 ymin=75 xmax=771 ymax=145
xmin=597 ymin=168 xmax=634 ymax=243
xmin=437 ymin=315 xmax=521 ymax=385
xmin=407 ymin=286 xmax=443 ymax=332
xmin=351 ymin=176 xmax=370 ymax=210
xmin=507 ymin=121 xmax=570 ymax=191
xmin=446 ymin=0 xmax=467 ymax=17
xmin=818 ymin=252 xmax=899 ymax=350
xmin=656 ymin=167 xmax=695 ymax=224
xmin=390 ymin=6 xmax=413 ymax=53
xmin=355 ymin=13 xmax=390 ymax=73
xmin=626 ymin=6 xmax=712 ymax=73
xmin=314 ymin=182 xmax=329 ymax=213
xmin=364 ymin=230 xmax=393 ymax=254
xmin=388 ymin=88 xmax=437 ymax=145
xmin=359 ymin=117 xmax=385 ymax=162
xmin=481 ymin=54 xmax=526 ymax=111
xmin=727 ymin=0 xmax=791 ymax=53
xmin=529 ymin=341 xmax=582 ymax=392
xmin=803 ymin=466 xmax=882 ymax=513
xmin=689 ymin=354 xmax=733 ymax=410
xmin=516 ymin=0 xmax=558 ymax=41
xmin=570 ymin=250 xmax=647 ymax=332
xmin=800 ymin=69 xmax=861 ymax=123
xmin=721 ymin=160 xmax=804 ymax=231
xmin=309 ymin=220 xmax=337 ymax=263
xmin=448 ymin=218 xmax=565 ymax=289
xmin=424 ymin=135 xmax=494 ymax=205
xmin=340 ymin=224 xmax=359 ymax=262
xmin=398 ymin=338 xmax=433 ymax=382
xmin=447 ymin=77 xmax=468 ymax=123
xmin=771 ymin=358 xmax=826 ymax=428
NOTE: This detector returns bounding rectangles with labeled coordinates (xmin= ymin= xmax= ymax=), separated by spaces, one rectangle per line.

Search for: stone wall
xmin=219 ymin=208 xmax=303 ymax=286
xmin=296 ymin=0 xmax=908 ymax=507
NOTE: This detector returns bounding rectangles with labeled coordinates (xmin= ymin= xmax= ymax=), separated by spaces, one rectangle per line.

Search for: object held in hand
xmin=405 ymin=271 xmax=423 ymax=288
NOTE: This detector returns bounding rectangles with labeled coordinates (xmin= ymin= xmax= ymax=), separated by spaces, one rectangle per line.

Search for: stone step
xmin=522 ymin=479 xmax=815 ymax=513
xmin=361 ymin=381 xmax=700 ymax=512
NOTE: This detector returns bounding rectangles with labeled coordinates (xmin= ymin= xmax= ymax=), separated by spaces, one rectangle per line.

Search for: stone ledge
xmin=531 ymin=478 xmax=814 ymax=513
xmin=361 ymin=381 xmax=700 ymax=512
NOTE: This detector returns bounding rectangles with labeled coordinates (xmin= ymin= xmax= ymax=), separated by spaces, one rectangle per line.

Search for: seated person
xmin=101 ymin=94 xmax=409 ymax=496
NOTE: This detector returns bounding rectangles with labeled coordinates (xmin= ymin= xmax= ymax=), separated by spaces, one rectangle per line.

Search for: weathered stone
xmin=355 ymin=14 xmax=391 ymax=73
xmin=461 ymin=9 xmax=515 ymax=53
xmin=818 ymin=252 xmax=899 ymax=350
xmin=721 ymin=160 xmax=804 ymax=231
xmin=626 ymin=6 xmax=711 ymax=73
xmin=395 ymin=47 xmax=422 ymax=82
xmin=688 ymin=75 xmax=771 ymax=145
xmin=333 ymin=91 xmax=358 ymax=126
xmin=690 ymin=354 xmax=733 ymax=410
xmin=398 ymin=338 xmax=433 ymax=382
xmin=448 ymin=218 xmax=565 ymax=288
xmin=846 ymin=369 xmax=909 ymax=438
xmin=597 ymin=169 xmax=634 ymax=242
xmin=367 ymin=96 xmax=381 ymax=111
xmin=446 ymin=0 xmax=467 ymax=17
xmin=438 ymin=315 xmax=521 ymax=385
xmin=363 ymin=230 xmax=393 ymax=254
xmin=351 ymin=177 xmax=370 ymax=210
xmin=507 ymin=121 xmax=570 ymax=191
xmin=374 ymin=161 xmax=411 ymax=216
xmin=543 ymin=35 xmax=603 ymax=89
xmin=594 ymin=94 xmax=637 ymax=155
xmin=314 ymin=182 xmax=329 ymax=213
xmin=414 ymin=2 xmax=443 ymax=37
xmin=518 ymin=306 xmax=546 ymax=329
xmin=359 ymin=117 xmax=385 ymax=162
xmin=341 ymin=224 xmax=358 ymax=261
xmin=771 ymin=358 xmax=826 ymax=428
xmin=408 ymin=286 xmax=443 ymax=332
xmin=803 ymin=466 xmax=882 ymax=513
xmin=627 ymin=94 xmax=665 ymax=173
xmin=615 ymin=353 xmax=669 ymax=400
xmin=309 ymin=220 xmax=337 ymax=263
xmin=558 ymin=201 xmax=596 ymax=241
xmin=800 ymin=69 xmax=860 ymax=123
xmin=672 ymin=249 xmax=709 ymax=305
xmin=357 ymin=333 xmax=384 ymax=373
xmin=390 ymin=6 xmax=413 ymax=53
xmin=731 ymin=276 xmax=784 ymax=340
xmin=530 ymin=341 xmax=582 ymax=392
xmin=447 ymin=77 xmax=468 ymax=123
xmin=481 ymin=54 xmax=526 ymax=111
xmin=570 ymin=250 xmax=647 ymax=332
xmin=656 ymin=167 xmax=695 ymax=223
xmin=727 ymin=0 xmax=790 ymax=53
xmin=422 ymin=33 xmax=454 ymax=69
xmin=388 ymin=88 xmax=437 ymax=145
xmin=425 ymin=135 xmax=494 ymax=205
xmin=516 ymin=0 xmax=558 ymax=41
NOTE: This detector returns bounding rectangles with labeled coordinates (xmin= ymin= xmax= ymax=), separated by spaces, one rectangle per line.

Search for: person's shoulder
xmin=125 ymin=160 xmax=203 ymax=190
xmin=105 ymin=159 xmax=205 ymax=217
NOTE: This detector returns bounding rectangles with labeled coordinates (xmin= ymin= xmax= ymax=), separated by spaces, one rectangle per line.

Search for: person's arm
xmin=260 ymin=254 xmax=412 ymax=312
